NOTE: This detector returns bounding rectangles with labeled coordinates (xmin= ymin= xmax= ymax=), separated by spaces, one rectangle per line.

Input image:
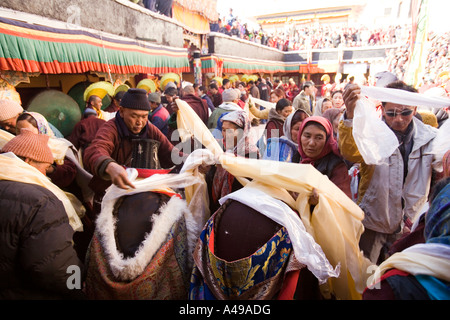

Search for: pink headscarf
xmin=297 ymin=116 xmax=341 ymax=165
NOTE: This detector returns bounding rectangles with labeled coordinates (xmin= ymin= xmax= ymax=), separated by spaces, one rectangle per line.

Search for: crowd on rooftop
xmin=211 ymin=8 xmax=411 ymax=51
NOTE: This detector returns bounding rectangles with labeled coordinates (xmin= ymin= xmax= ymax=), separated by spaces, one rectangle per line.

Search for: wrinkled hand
xmin=308 ymin=188 xmax=319 ymax=206
xmin=105 ymin=162 xmax=135 ymax=189
xmin=342 ymin=84 xmax=361 ymax=119
xmin=171 ymin=96 xmax=180 ymax=113
xmin=170 ymin=102 xmax=179 ymax=114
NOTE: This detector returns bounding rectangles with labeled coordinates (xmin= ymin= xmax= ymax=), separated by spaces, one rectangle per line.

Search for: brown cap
xmin=2 ymin=128 xmax=54 ymax=164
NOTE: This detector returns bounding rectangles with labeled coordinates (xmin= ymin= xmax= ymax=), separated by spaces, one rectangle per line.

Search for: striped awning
xmin=201 ymin=54 xmax=300 ymax=74
xmin=0 ymin=17 xmax=190 ymax=75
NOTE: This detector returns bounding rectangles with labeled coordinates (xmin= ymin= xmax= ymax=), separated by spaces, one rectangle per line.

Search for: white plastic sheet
xmin=352 ymin=95 xmax=399 ymax=165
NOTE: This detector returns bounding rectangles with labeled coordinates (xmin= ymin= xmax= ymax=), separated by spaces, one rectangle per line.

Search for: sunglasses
xmin=385 ymin=109 xmax=414 ymax=117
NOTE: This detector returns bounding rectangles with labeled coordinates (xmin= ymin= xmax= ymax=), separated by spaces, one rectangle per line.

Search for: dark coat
xmin=0 ymin=180 xmax=84 ymax=299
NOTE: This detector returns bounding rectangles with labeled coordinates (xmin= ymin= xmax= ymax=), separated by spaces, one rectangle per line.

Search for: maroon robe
xmin=181 ymin=94 xmax=209 ymax=125
xmin=67 ymin=116 xmax=106 ymax=152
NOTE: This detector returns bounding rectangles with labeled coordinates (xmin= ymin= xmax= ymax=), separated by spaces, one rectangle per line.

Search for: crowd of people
xmin=0 ymin=63 xmax=449 ymax=301
xmin=211 ymin=8 xmax=410 ymax=51
xmin=131 ymin=0 xmax=174 ymax=17
xmin=386 ymin=30 xmax=450 ymax=89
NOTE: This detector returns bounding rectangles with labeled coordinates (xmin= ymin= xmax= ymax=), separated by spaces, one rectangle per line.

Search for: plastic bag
xmin=352 ymin=96 xmax=399 ymax=165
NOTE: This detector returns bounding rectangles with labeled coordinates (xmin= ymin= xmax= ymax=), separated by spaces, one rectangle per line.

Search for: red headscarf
xmin=297 ymin=116 xmax=341 ymax=165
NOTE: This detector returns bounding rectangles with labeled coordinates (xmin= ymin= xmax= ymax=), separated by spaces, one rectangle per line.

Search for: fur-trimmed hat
xmin=120 ymin=88 xmax=151 ymax=111
xmin=0 ymin=99 xmax=23 ymax=121
xmin=2 ymin=128 xmax=54 ymax=164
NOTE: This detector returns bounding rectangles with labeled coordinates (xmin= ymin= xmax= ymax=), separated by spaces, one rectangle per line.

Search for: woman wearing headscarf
xmin=263 ymin=108 xmax=309 ymax=162
xmin=16 ymin=112 xmax=78 ymax=191
xmin=206 ymin=110 xmax=260 ymax=213
xmin=16 ymin=112 xmax=51 ymax=136
xmin=313 ymin=97 xmax=333 ymax=117
xmin=322 ymin=107 xmax=345 ymax=140
xmin=297 ymin=116 xmax=352 ymax=201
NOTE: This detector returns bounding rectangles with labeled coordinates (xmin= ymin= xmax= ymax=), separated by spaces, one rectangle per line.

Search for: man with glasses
xmin=338 ymin=81 xmax=438 ymax=264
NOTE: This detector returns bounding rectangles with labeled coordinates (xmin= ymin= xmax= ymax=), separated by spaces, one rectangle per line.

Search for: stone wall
xmin=0 ymin=0 xmax=185 ymax=47
xmin=207 ymin=33 xmax=285 ymax=61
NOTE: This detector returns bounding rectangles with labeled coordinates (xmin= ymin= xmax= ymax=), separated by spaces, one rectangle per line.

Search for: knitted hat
xmin=1 ymin=128 xmax=54 ymax=164
xmin=0 ymin=99 xmax=23 ymax=121
xmin=120 ymin=88 xmax=151 ymax=111
xmin=222 ymin=88 xmax=239 ymax=102
xmin=148 ymin=92 xmax=161 ymax=104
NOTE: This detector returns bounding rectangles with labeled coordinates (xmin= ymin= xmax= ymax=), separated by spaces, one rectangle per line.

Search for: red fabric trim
xmin=131 ymin=167 xmax=174 ymax=178
xmin=380 ymin=269 xmax=410 ymax=282
xmin=208 ymin=228 xmax=215 ymax=254
xmin=277 ymin=270 xmax=300 ymax=300
xmin=363 ymin=268 xmax=410 ymax=295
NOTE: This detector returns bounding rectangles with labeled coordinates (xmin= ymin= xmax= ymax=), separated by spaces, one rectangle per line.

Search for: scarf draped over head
xmin=25 ymin=112 xmax=55 ymax=137
xmin=220 ymin=110 xmax=259 ymax=157
xmin=283 ymin=109 xmax=307 ymax=146
xmin=213 ymin=111 xmax=259 ymax=204
xmin=321 ymin=108 xmax=343 ymax=126
xmin=297 ymin=116 xmax=341 ymax=165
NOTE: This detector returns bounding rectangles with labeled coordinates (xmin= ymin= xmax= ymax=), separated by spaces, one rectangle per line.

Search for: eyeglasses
xmin=385 ymin=109 xmax=414 ymax=117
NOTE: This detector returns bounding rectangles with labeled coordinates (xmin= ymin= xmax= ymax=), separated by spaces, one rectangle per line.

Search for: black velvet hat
xmin=120 ymin=88 xmax=151 ymax=111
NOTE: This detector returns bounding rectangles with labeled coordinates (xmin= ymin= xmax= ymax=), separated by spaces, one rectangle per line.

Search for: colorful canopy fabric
xmin=201 ymin=55 xmax=300 ymax=74
xmin=0 ymin=17 xmax=190 ymax=75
